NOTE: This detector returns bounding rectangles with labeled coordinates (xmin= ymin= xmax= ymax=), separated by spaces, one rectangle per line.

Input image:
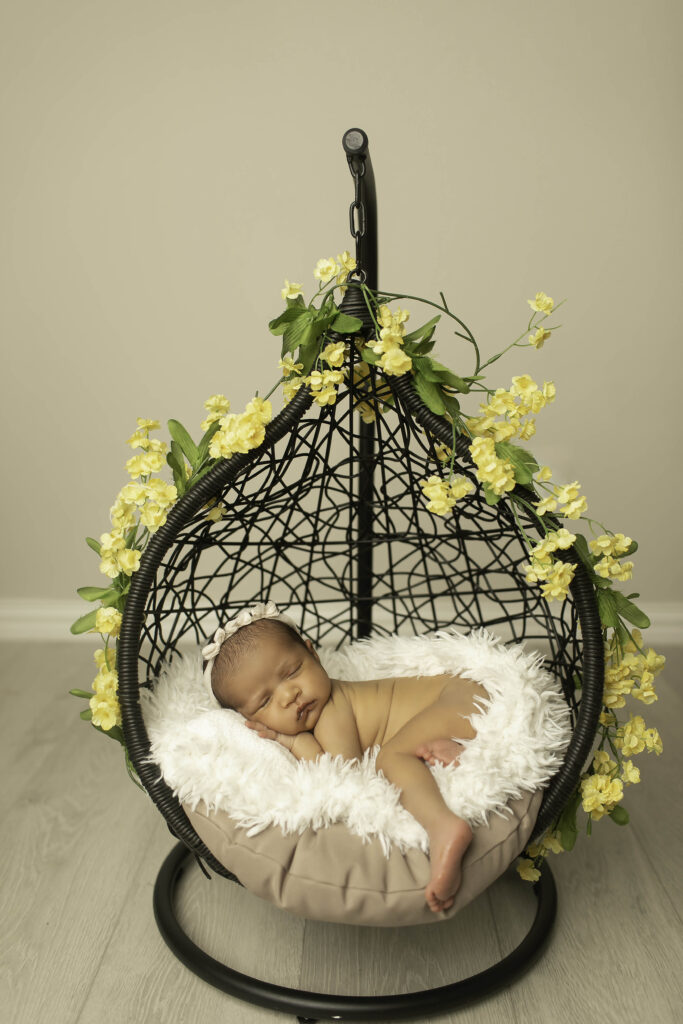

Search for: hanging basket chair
xmin=117 ymin=128 xmax=603 ymax=1022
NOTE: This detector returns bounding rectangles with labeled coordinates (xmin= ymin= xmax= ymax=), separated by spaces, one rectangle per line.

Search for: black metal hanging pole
xmin=340 ymin=128 xmax=377 ymax=640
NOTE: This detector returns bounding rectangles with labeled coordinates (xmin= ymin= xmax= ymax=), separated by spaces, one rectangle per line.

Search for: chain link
xmin=347 ymin=154 xmax=367 ymax=283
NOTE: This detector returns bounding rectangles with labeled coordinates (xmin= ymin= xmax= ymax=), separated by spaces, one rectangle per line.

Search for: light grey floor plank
xmin=2 ymin=641 xmax=681 ymax=1024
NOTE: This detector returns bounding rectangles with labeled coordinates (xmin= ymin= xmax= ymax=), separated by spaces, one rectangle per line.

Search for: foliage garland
xmin=70 ymin=250 xmax=665 ymax=882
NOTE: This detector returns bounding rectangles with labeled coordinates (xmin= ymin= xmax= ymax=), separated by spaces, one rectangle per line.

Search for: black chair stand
xmin=154 ymin=840 xmax=557 ymax=1023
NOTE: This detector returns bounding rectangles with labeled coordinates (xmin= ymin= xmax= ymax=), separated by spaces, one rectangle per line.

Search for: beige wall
xmin=2 ymin=0 xmax=681 ymax=620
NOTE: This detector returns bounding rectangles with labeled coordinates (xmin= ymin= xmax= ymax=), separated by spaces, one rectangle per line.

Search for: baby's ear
xmin=305 ymin=638 xmax=319 ymax=660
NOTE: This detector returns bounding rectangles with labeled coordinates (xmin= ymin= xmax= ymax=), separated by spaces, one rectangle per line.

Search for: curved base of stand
xmin=154 ymin=842 xmax=557 ymax=1022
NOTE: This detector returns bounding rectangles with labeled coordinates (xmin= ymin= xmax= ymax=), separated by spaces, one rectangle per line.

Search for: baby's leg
xmin=375 ymin=696 xmax=477 ymax=913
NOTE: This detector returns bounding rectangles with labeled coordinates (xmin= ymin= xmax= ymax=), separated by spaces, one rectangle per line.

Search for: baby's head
xmin=205 ymin=616 xmax=332 ymax=736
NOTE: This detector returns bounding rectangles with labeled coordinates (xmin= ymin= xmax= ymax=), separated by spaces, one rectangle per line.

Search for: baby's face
xmin=216 ymin=631 xmax=332 ymax=736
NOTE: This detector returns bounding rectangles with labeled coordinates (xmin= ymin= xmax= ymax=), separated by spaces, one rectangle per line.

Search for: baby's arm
xmin=244 ymin=721 xmax=323 ymax=761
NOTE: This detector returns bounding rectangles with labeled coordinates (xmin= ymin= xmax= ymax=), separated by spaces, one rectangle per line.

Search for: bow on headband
xmin=201 ymin=601 xmax=303 ymax=707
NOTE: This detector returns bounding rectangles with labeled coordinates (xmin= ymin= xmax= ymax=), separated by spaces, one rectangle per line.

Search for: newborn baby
xmin=203 ymin=606 xmax=490 ymax=914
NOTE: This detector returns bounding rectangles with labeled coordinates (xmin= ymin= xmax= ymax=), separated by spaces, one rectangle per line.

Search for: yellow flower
xmin=281 ymin=279 xmax=303 ymax=300
xmin=536 ymin=465 xmax=553 ymax=482
xmin=509 ymin=375 xmax=539 ymax=399
xmin=279 ymin=355 xmax=304 ymax=377
xmin=580 ymin=773 xmax=624 ymax=820
xmin=337 ymin=250 xmax=357 ymax=273
xmin=283 ymin=376 xmax=305 ymax=404
xmin=313 ymin=257 xmax=339 ymax=284
xmin=117 ymin=482 xmax=148 ymax=506
xmin=126 ymin=451 xmax=165 ymax=479
xmin=516 ymin=858 xmax=541 ymax=882
xmin=140 ymin=502 xmax=167 ymax=533
xmin=126 ymin=428 xmax=150 ymax=450
xmin=94 ymin=647 xmax=116 ymax=671
xmin=145 ymin=479 xmax=177 ymax=509
xmin=89 ymin=692 xmax=121 ymax=731
xmin=614 ymin=715 xmax=648 ymax=756
xmin=553 ymin=481 xmax=580 ymax=504
xmin=543 ymin=381 xmax=556 ymax=402
xmin=99 ymin=557 xmax=119 ymax=580
xmin=540 ymin=561 xmax=576 ymax=601
xmin=529 ymin=327 xmax=551 ymax=349
xmin=527 ymin=292 xmax=554 ymax=316
xmin=599 ymin=710 xmax=617 ymax=727
xmin=592 ymin=749 xmax=618 ymax=776
xmin=245 ymin=396 xmax=272 ymax=425
xmin=116 ymin=548 xmax=142 ymax=577
xmin=621 ymin=760 xmax=640 ymax=785
xmin=92 ymin=668 xmax=118 ymax=698
xmin=379 ymin=346 xmax=412 ymax=376
xmin=321 ymin=341 xmax=346 ymax=368
xmin=518 ymin=419 xmax=536 ymax=440
xmin=99 ymin=530 xmax=126 ymax=558
xmin=136 ymin=417 xmax=160 ymax=430
xmin=94 ymin=606 xmax=122 ymax=638
xmin=535 ymin=495 xmax=558 ymax=516
xmin=205 ymin=501 xmax=226 ymax=523
xmin=560 ymin=495 xmax=588 ymax=520
xmin=644 ymin=726 xmax=663 ymax=755
xmin=201 ymin=394 xmax=231 ymax=431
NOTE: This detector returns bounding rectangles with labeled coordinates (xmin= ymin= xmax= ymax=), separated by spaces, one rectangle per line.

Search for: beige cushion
xmin=183 ymin=787 xmax=543 ymax=927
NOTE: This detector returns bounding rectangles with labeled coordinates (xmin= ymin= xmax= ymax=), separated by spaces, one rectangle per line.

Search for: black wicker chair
xmin=118 ymin=128 xmax=603 ymax=1022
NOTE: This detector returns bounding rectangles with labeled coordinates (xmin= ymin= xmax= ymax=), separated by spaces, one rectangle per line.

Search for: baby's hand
xmin=244 ymin=720 xmax=293 ymax=750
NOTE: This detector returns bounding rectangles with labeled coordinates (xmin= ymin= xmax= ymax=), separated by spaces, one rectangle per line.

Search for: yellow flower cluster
xmin=533 ymin=475 xmax=589 ymax=520
xmin=306 ymin=368 xmax=345 ymax=406
xmin=99 ymin=420 xmax=178 ymax=579
xmin=614 ymin=714 xmax=663 ymax=757
xmin=311 ymin=250 xmax=357 ymax=290
xmin=467 ymin=376 xmax=556 ymax=443
xmin=603 ymin=629 xmax=665 ymax=709
xmin=201 ymin=394 xmax=231 ymax=432
xmin=370 ymin=305 xmax=413 ymax=377
xmin=517 ymin=826 xmax=565 ymax=879
xmin=522 ymin=528 xmax=577 ymax=600
xmin=89 ymin=647 xmax=121 ymax=731
xmin=208 ymin=396 xmax=272 ymax=460
xmin=468 ymin=436 xmax=516 ymax=496
xmin=420 ymin=474 xmax=474 ymax=516
xmin=589 ymin=532 xmax=634 ymax=581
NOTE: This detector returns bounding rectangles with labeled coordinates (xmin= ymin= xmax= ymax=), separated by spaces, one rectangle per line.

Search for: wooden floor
xmin=1 ymin=640 xmax=682 ymax=1024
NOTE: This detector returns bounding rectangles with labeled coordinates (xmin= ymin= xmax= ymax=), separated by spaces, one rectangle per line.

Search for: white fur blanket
xmin=140 ymin=628 xmax=572 ymax=855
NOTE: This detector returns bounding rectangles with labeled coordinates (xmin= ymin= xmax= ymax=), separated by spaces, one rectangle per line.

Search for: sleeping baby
xmin=202 ymin=602 xmax=491 ymax=914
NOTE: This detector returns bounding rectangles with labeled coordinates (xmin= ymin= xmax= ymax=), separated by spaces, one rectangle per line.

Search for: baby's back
xmin=338 ymin=672 xmax=482 ymax=749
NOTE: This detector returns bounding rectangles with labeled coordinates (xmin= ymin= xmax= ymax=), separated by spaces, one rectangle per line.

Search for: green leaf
xmin=597 ymin=589 xmax=619 ymax=629
xmin=361 ymin=346 xmax=379 ymax=365
xmin=77 ymin=586 xmax=117 ymax=602
xmin=70 ymin=608 xmax=99 ymax=635
xmin=482 ymin=482 xmax=502 ymax=506
xmin=572 ymin=534 xmax=595 ymax=572
xmin=403 ymin=314 xmax=441 ymax=344
xmin=556 ymin=791 xmax=582 ymax=851
xmin=80 ymin=708 xmax=93 ymax=720
xmin=495 ymin=442 xmax=539 ymax=486
xmin=166 ymin=446 xmax=187 ymax=497
xmin=409 ymin=337 xmax=436 ymax=356
xmin=299 ymin=339 xmax=320 ymax=376
xmin=330 ymin=312 xmax=363 ymax=334
xmin=92 ymin=722 xmax=125 ymax=745
xmin=86 ymin=537 xmax=101 ymax=556
xmin=612 ymin=592 xmax=651 ymax=628
xmin=425 ymin=358 xmax=471 ymax=393
xmin=268 ymin=305 xmax=306 ymax=336
xmin=623 ymin=539 xmax=638 ymax=556
xmin=609 ymin=805 xmax=630 ymax=826
xmin=196 ymin=420 xmax=221 ymax=464
xmin=441 ymin=393 xmax=461 ymax=422
xmin=168 ymin=420 xmax=199 ymax=468
xmin=282 ymin=311 xmax=317 ymax=355
xmin=414 ymin=374 xmax=446 ymax=416
xmin=70 ymin=688 xmax=94 ymax=699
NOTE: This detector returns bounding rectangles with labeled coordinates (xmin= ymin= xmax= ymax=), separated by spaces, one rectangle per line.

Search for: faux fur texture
xmin=140 ymin=627 xmax=573 ymax=855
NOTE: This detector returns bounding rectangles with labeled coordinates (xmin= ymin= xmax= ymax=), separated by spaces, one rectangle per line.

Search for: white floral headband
xmin=201 ymin=601 xmax=304 ymax=707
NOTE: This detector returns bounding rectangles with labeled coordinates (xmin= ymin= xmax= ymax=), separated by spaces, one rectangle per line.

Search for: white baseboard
xmin=0 ymin=597 xmax=681 ymax=646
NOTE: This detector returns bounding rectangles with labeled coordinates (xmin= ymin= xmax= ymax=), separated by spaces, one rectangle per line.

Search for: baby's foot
xmin=416 ymin=738 xmax=465 ymax=767
xmin=425 ymin=816 xmax=473 ymax=914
